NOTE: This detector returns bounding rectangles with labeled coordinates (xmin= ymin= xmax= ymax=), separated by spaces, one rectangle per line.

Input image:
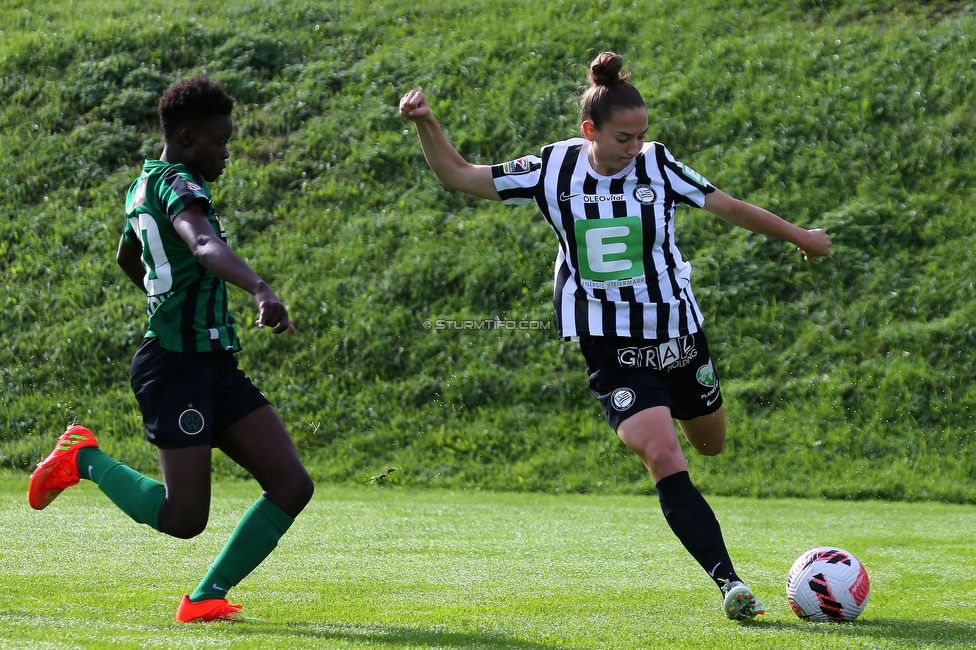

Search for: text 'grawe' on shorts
xmin=129 ymin=337 xmax=270 ymax=449
xmin=579 ymin=331 xmax=723 ymax=431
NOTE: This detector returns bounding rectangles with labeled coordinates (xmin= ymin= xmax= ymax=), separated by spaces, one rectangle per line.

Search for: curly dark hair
xmin=158 ymin=76 xmax=235 ymax=138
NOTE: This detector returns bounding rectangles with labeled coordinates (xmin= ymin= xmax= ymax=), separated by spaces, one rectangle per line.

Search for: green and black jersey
xmin=123 ymin=159 xmax=241 ymax=353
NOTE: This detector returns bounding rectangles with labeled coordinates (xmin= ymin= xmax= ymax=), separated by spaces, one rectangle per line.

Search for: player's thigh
xmin=216 ymin=405 xmax=313 ymax=517
xmin=677 ymin=405 xmax=727 ymax=456
xmin=616 ymin=406 xmax=688 ymax=481
xmin=157 ymin=445 xmax=213 ymax=537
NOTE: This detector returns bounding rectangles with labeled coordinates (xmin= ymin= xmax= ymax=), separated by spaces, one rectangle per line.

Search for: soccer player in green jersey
xmin=28 ymin=76 xmax=314 ymax=623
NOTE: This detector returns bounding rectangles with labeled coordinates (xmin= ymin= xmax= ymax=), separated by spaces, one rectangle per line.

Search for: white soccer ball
xmin=786 ymin=546 xmax=871 ymax=622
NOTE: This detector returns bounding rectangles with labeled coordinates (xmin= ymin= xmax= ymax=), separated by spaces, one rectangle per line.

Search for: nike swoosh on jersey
xmin=558 ymin=192 xmax=580 ymax=202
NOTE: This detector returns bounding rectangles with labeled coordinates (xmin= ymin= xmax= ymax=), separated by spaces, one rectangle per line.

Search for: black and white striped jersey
xmin=491 ymin=138 xmax=715 ymax=341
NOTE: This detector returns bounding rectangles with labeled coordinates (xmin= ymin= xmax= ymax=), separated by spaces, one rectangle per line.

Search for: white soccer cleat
xmin=721 ymin=580 xmax=766 ymax=621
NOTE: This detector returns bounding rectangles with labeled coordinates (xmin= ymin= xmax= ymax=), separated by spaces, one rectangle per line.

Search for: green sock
xmin=189 ymin=496 xmax=294 ymax=602
xmin=76 ymin=447 xmax=165 ymax=531
xmin=75 ymin=446 xmax=117 ymax=483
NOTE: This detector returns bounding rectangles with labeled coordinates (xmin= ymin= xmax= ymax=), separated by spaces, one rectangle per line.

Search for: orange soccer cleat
xmin=27 ymin=425 xmax=98 ymax=510
xmin=175 ymin=595 xmax=253 ymax=623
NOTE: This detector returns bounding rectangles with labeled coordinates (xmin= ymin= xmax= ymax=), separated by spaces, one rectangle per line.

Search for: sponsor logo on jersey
xmin=678 ymin=163 xmax=708 ymax=186
xmin=634 ymin=184 xmax=656 ymax=205
xmin=582 ymin=193 xmax=626 ymax=203
xmin=147 ymin=290 xmax=175 ymax=317
xmin=128 ymin=179 xmax=148 ymax=210
xmin=616 ymin=335 xmax=698 ymax=371
xmin=179 ymin=408 xmax=205 ymax=435
xmin=580 ymin=276 xmax=645 ymax=289
xmin=502 ymin=157 xmax=532 ymax=174
xmin=575 ymin=217 xmax=645 ymax=289
xmin=185 ymin=181 xmax=205 ymax=194
xmin=610 ymin=387 xmax=636 ymax=412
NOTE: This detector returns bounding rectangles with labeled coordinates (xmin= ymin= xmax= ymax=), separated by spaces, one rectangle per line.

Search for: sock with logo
xmin=656 ymin=470 xmax=740 ymax=589
xmin=76 ymin=447 xmax=166 ymax=531
xmin=189 ymin=495 xmax=294 ymax=602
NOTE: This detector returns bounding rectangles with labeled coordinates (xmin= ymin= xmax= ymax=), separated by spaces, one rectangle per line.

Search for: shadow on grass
xmin=217 ymin=620 xmax=585 ymax=650
xmin=747 ymin=617 xmax=976 ymax=644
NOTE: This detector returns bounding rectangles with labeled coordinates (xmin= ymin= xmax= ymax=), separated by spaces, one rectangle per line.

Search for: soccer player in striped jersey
xmin=400 ymin=51 xmax=831 ymax=620
xmin=28 ymin=76 xmax=314 ymax=623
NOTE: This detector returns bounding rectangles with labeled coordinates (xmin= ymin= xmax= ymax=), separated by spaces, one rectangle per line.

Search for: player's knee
xmin=171 ymin=517 xmax=208 ymax=539
xmin=161 ymin=510 xmax=209 ymax=539
xmin=290 ymin=472 xmax=314 ymax=511
xmin=694 ymin=438 xmax=725 ymax=456
xmin=172 ymin=525 xmax=205 ymax=539
xmin=636 ymin=444 xmax=686 ymax=478
xmin=269 ymin=470 xmax=314 ymax=517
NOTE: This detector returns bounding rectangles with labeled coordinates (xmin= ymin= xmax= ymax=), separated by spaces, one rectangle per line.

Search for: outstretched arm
xmin=173 ymin=201 xmax=296 ymax=334
xmin=399 ymin=89 xmax=501 ymax=201
xmin=703 ymin=189 xmax=832 ymax=260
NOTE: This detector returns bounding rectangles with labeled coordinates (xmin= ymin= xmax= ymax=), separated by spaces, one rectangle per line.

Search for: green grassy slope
xmin=2 ymin=0 xmax=975 ymax=501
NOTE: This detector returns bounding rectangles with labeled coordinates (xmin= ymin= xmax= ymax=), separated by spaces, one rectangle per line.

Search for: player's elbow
xmin=117 ymin=239 xmax=139 ymax=268
xmin=186 ymin=232 xmax=221 ymax=261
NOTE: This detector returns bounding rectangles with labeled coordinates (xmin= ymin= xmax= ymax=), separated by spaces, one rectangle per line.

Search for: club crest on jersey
xmin=634 ymin=184 xmax=656 ymax=205
xmin=610 ymin=387 xmax=637 ymax=412
xmin=185 ymin=181 xmax=204 ymax=194
xmin=502 ymin=157 xmax=532 ymax=175
xmin=179 ymin=408 xmax=205 ymax=435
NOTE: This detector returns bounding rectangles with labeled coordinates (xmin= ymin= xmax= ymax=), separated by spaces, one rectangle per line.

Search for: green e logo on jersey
xmin=574 ymin=217 xmax=644 ymax=286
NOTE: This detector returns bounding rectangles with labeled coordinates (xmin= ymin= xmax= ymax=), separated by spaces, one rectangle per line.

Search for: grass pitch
xmin=1 ymin=478 xmax=973 ymax=649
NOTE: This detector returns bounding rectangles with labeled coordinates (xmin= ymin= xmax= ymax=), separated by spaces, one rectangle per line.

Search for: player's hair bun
xmin=588 ymin=51 xmax=631 ymax=86
xmin=578 ymin=50 xmax=644 ymax=130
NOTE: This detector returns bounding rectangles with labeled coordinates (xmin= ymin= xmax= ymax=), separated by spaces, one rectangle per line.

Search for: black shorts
xmin=579 ymin=331 xmax=723 ymax=431
xmin=129 ymin=338 xmax=270 ymax=449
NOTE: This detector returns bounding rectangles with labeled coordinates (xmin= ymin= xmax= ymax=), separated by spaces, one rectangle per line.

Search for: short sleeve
xmin=658 ymin=145 xmax=715 ymax=208
xmin=158 ymin=170 xmax=211 ymax=221
xmin=491 ymin=155 xmax=543 ymax=206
